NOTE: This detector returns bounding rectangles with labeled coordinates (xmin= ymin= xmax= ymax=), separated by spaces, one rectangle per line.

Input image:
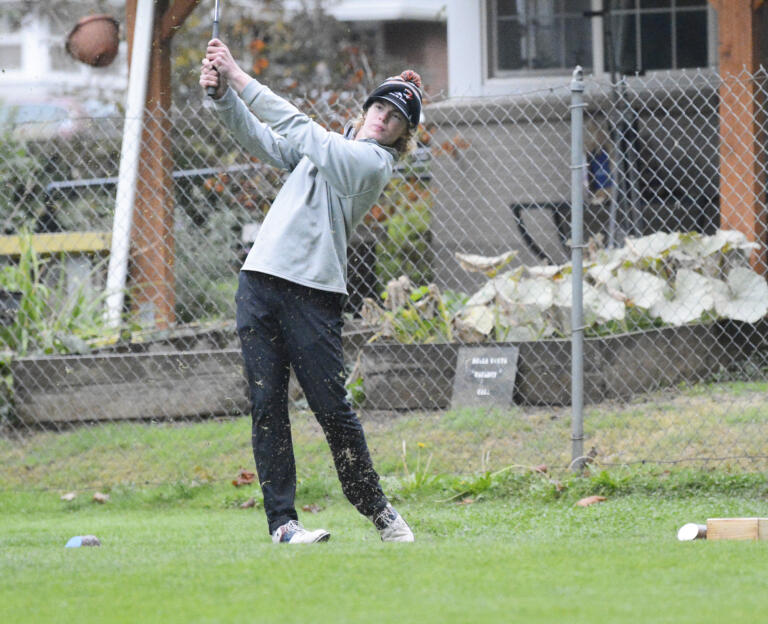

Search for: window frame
xmin=481 ymin=0 xmax=716 ymax=89
xmin=604 ymin=0 xmax=714 ymax=75
xmin=487 ymin=0 xmax=595 ymax=77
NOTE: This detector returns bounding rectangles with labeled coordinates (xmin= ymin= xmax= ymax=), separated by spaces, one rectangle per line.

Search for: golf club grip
xmin=206 ymin=20 xmax=220 ymax=98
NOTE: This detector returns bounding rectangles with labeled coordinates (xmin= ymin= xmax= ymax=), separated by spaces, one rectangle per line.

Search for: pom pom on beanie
xmin=396 ymin=70 xmax=422 ymax=90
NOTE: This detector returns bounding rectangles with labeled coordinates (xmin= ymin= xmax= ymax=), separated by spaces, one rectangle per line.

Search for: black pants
xmin=236 ymin=270 xmax=388 ymax=534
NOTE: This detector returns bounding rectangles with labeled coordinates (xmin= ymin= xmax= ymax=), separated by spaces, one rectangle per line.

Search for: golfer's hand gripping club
xmin=203 ymin=40 xmax=251 ymax=96
xmin=206 ymin=0 xmax=221 ymax=98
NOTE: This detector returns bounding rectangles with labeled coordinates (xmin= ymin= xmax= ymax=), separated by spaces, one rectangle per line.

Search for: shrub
xmin=374 ymin=176 xmax=434 ymax=289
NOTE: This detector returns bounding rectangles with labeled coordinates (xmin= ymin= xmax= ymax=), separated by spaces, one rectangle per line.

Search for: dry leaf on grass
xmin=92 ymin=492 xmax=109 ymax=504
xmin=60 ymin=492 xmax=77 ymax=502
xmin=232 ymin=469 xmax=256 ymax=487
xmin=239 ymin=498 xmax=256 ymax=509
xmin=301 ymin=503 xmax=324 ymax=514
xmin=533 ymin=464 xmax=548 ymax=474
xmin=576 ymin=495 xmax=607 ymax=507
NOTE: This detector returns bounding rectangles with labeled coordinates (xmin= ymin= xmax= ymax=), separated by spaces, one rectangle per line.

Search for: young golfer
xmin=200 ymin=38 xmax=420 ymax=543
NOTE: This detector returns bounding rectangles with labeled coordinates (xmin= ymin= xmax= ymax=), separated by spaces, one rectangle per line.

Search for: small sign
xmin=451 ymin=345 xmax=520 ymax=409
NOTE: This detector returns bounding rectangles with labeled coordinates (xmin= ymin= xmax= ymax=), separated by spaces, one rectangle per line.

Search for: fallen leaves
xmin=576 ymin=495 xmax=607 ymax=507
xmin=60 ymin=492 xmax=77 ymax=502
xmin=232 ymin=469 xmax=256 ymax=487
xmin=301 ymin=503 xmax=324 ymax=514
xmin=239 ymin=498 xmax=257 ymax=509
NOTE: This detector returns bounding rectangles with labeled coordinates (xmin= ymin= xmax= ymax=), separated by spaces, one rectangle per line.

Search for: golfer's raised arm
xmin=212 ymin=89 xmax=302 ymax=171
xmin=237 ymin=80 xmax=393 ymax=197
xmin=203 ymin=38 xmax=392 ymax=195
xmin=201 ymin=40 xmax=301 ymax=170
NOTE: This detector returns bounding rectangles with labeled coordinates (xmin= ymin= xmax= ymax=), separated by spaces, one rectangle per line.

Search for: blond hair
xmin=352 ymin=112 xmax=418 ymax=156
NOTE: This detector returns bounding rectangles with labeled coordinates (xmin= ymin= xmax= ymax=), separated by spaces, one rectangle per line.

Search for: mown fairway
xmin=3 ymin=483 xmax=768 ymax=623
xmin=3 ymin=381 xmax=768 ymax=623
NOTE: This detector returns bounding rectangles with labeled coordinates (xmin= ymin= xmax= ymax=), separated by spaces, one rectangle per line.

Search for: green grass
xmin=3 ymin=486 xmax=768 ymax=624
xmin=3 ymin=379 xmax=768 ymax=493
xmin=3 ymin=380 xmax=768 ymax=622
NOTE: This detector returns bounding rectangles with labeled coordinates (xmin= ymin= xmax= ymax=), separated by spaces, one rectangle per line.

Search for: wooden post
xmin=125 ymin=0 xmax=201 ymax=328
xmin=711 ymin=0 xmax=768 ymax=273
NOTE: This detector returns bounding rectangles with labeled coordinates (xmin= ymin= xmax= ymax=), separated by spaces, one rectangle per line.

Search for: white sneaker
xmin=372 ymin=504 xmax=414 ymax=542
xmin=271 ymin=520 xmax=330 ymax=544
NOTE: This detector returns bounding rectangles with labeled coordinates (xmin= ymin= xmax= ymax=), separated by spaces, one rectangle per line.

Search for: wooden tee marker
xmin=707 ymin=518 xmax=768 ymax=541
xmin=678 ymin=518 xmax=768 ymax=541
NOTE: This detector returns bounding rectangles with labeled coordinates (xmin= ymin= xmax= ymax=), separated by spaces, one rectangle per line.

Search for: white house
xmin=447 ymin=0 xmax=717 ymax=97
xmin=323 ymin=0 xmax=448 ymax=93
xmin=0 ymin=0 xmax=720 ymax=101
xmin=414 ymin=0 xmax=724 ymax=293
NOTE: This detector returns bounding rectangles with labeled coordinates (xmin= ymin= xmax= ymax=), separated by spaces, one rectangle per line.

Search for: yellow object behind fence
xmin=0 ymin=232 xmax=111 ymax=256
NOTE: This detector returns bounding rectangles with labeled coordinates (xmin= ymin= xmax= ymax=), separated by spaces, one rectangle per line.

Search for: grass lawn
xmin=3 ymin=381 xmax=768 ymax=623
xmin=3 ymin=484 xmax=768 ymax=623
xmin=4 ymin=379 xmax=768 ymax=493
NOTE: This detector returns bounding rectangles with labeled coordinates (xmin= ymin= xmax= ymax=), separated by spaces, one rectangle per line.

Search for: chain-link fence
xmin=2 ymin=67 xmax=768 ymax=488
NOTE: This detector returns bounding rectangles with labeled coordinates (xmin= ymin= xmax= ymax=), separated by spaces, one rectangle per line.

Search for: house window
xmin=0 ymin=14 xmax=23 ymax=69
xmin=607 ymin=0 xmax=709 ymax=73
xmin=0 ymin=43 xmax=22 ymax=69
xmin=487 ymin=0 xmax=593 ymax=75
xmin=486 ymin=0 xmax=710 ymax=79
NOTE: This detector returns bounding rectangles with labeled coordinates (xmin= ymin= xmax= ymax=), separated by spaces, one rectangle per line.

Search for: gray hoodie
xmin=213 ymin=79 xmax=398 ymax=294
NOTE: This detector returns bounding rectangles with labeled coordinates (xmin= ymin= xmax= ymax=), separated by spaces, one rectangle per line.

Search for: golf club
xmin=206 ymin=0 xmax=221 ymax=98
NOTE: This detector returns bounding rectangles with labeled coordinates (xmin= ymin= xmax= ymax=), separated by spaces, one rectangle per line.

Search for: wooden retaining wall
xmin=361 ymin=323 xmax=746 ymax=410
xmin=10 ymin=321 xmax=765 ymax=422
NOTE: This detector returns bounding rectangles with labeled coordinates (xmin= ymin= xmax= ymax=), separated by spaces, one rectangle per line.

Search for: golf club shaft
xmin=207 ymin=0 xmax=221 ymax=97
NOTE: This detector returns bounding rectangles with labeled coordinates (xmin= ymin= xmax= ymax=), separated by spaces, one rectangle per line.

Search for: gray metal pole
xmin=570 ymin=66 xmax=586 ymax=472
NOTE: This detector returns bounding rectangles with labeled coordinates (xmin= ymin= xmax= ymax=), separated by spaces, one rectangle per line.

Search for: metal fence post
xmin=570 ymin=66 xmax=586 ymax=472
